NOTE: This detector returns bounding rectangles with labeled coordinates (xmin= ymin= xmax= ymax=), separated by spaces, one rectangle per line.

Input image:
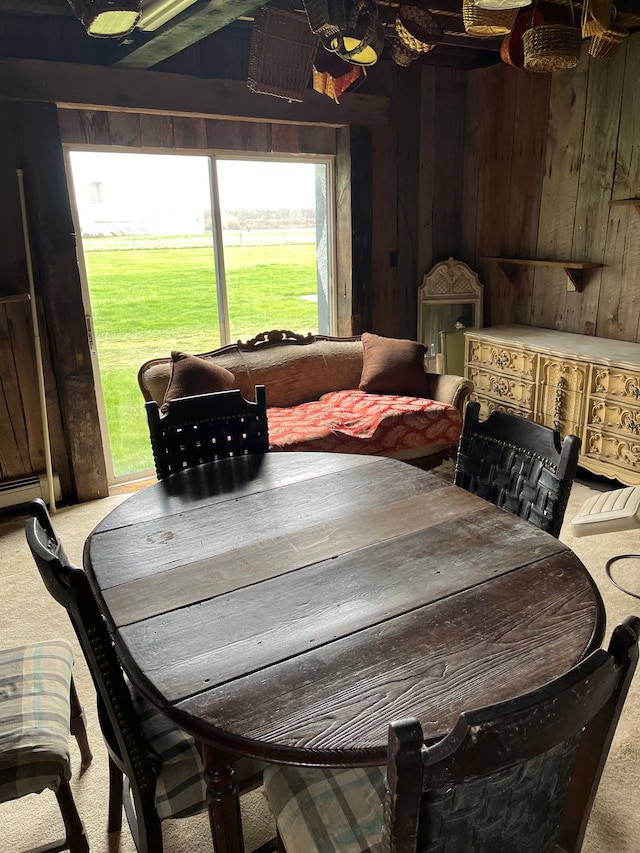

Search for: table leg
xmin=201 ymin=743 xmax=245 ymax=853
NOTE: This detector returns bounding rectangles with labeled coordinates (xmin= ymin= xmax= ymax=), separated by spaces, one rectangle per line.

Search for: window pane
xmin=215 ymin=159 xmax=330 ymax=341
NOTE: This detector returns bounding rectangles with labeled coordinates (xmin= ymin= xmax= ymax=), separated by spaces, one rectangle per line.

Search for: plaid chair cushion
xmin=132 ymin=689 xmax=266 ymax=820
xmin=263 ymin=764 xmax=386 ymax=853
xmin=0 ymin=639 xmax=74 ymax=803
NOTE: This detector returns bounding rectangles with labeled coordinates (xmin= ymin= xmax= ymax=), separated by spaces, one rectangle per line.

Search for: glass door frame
xmin=63 ymin=144 xmax=338 ymax=485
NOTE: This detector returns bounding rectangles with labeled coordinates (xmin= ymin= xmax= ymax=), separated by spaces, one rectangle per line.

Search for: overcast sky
xmin=68 ymin=151 xmax=319 ymax=213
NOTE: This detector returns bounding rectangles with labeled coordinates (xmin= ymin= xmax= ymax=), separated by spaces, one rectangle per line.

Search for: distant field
xmin=84 ymin=236 xmax=318 ymax=477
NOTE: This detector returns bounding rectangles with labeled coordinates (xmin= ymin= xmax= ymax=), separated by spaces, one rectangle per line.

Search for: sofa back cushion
xmin=139 ymin=337 xmax=365 ymax=409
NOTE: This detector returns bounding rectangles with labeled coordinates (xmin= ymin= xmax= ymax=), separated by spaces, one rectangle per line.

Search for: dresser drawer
xmin=588 ymin=398 xmax=640 ymax=439
xmin=471 ymin=393 xmax=534 ymax=422
xmin=538 ymin=356 xmax=588 ymax=393
xmin=591 ymin=366 xmax=640 ymax=403
xmin=466 ymin=338 xmax=536 ymax=379
xmin=467 ymin=366 xmax=535 ymax=410
xmin=536 ymin=386 xmax=584 ymax=432
xmin=583 ymin=427 xmax=640 ymax=479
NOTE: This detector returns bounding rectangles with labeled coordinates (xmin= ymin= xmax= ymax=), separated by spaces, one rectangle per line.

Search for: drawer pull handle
xmin=628 ymin=382 xmax=640 ymax=400
xmin=490 ymin=378 xmax=509 ymax=397
xmin=493 ymin=353 xmax=509 ymax=368
xmin=622 ymin=413 xmax=640 ymax=435
xmin=553 ymin=377 xmax=565 ymax=431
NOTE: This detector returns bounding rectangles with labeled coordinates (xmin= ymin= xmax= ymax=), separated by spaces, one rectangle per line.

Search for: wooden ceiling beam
xmin=0 ymin=57 xmax=390 ymax=126
xmin=113 ymin=0 xmax=261 ymax=68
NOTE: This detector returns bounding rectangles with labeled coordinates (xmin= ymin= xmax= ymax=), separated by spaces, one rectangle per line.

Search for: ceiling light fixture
xmin=137 ymin=0 xmax=199 ymax=32
xmin=67 ymin=0 xmax=142 ymax=38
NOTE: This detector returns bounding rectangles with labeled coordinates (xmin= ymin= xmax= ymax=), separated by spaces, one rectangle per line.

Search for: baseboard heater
xmin=0 ymin=473 xmax=62 ymax=510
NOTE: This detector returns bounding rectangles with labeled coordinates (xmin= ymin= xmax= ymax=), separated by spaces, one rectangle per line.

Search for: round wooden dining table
xmin=84 ymin=451 xmax=605 ymax=853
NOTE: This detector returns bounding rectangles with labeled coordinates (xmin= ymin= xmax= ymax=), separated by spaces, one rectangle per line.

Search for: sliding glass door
xmin=66 ymin=149 xmax=334 ymax=482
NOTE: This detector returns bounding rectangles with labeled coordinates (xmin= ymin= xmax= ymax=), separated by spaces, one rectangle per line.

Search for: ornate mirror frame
xmin=417 ymin=257 xmax=483 ymax=375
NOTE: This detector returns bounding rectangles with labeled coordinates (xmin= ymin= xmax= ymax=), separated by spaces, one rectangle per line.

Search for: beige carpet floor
xmin=1 ymin=464 xmax=640 ymax=852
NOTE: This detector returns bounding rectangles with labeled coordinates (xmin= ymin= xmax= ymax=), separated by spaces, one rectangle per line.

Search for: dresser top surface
xmin=466 ymin=325 xmax=640 ymax=367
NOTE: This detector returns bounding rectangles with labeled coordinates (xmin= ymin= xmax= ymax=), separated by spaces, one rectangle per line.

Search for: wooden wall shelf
xmin=609 ymin=198 xmax=640 ymax=215
xmin=480 ymin=257 xmax=604 ymax=293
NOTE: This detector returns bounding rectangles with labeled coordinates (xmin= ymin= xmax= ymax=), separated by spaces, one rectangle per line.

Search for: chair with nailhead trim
xmin=454 ymin=401 xmax=581 ymax=538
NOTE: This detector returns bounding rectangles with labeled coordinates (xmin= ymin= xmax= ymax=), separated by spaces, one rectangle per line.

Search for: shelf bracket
xmin=565 ymin=268 xmax=583 ymax=292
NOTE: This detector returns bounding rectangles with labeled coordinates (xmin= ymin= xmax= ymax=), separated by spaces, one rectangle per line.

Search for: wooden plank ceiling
xmin=1 ymin=0 xmax=639 ymax=71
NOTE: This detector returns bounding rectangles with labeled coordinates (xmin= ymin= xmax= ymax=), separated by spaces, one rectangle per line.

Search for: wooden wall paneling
xmin=236 ymin=119 xmax=273 ymax=152
xmin=370 ymin=61 xmax=398 ymax=336
xmin=611 ymin=34 xmax=640 ymax=202
xmin=416 ymin=66 xmax=436 ymax=284
xmin=507 ymin=70 xmax=550 ymax=327
xmin=18 ymin=102 xmax=107 ymax=501
xmin=335 ymin=126 xmax=354 ymax=336
xmin=205 ymin=118 xmax=272 ymax=152
xmin=79 ymin=110 xmax=111 ymax=145
xmin=346 ymin=125 xmax=373 ymax=335
xmin=460 ymin=68 xmax=480 ymax=273
xmin=532 ymin=51 xmax=588 ymax=332
xmin=170 ymin=115 xmax=207 ymax=150
xmin=0 ymin=301 xmax=36 ymax=479
xmin=598 ymin=207 xmax=640 ymax=341
xmin=206 ymin=117 xmax=240 ymax=150
xmin=270 ymin=123 xmax=300 ymax=153
xmin=395 ymin=63 xmax=422 ymax=339
xmin=0 ymin=102 xmax=27 ymax=294
xmin=106 ymin=111 xmax=142 ymax=147
xmin=476 ymin=64 xmax=519 ymax=327
xmin=431 ymin=68 xmax=467 ymax=266
xmin=139 ymin=112 xmax=176 ymax=147
xmin=298 ymin=125 xmax=337 ymax=155
xmin=569 ymin=46 xmax=626 ymax=337
xmin=597 ymin=36 xmax=640 ymax=342
xmin=55 ymin=108 xmax=88 ymax=145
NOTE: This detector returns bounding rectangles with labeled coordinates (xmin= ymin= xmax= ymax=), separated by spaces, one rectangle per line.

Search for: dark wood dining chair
xmin=0 ymin=638 xmax=91 ymax=853
xmin=454 ymin=400 xmax=581 ymax=537
xmin=25 ymin=498 xmax=269 ymax=853
xmin=145 ymin=386 xmax=270 ymax=479
xmin=263 ymin=615 xmax=640 ymax=853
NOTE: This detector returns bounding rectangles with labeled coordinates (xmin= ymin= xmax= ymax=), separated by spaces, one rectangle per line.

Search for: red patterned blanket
xmin=267 ymin=389 xmax=462 ymax=457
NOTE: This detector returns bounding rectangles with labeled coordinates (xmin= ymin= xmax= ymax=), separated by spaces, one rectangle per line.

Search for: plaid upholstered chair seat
xmin=131 ymin=685 xmax=263 ymax=820
xmin=0 ymin=639 xmax=90 ymax=852
xmin=263 ymin=617 xmax=640 ymax=853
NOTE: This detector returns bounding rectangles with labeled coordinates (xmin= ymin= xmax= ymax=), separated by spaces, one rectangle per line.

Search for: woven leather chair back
xmin=386 ymin=616 xmax=640 ymax=853
xmin=454 ymin=401 xmax=580 ymax=538
xmin=146 ymin=386 xmax=269 ymax=480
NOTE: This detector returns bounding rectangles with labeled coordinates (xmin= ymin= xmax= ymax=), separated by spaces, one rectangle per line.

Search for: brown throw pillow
xmin=359 ymin=332 xmax=429 ymax=397
xmin=161 ymin=351 xmax=235 ymax=412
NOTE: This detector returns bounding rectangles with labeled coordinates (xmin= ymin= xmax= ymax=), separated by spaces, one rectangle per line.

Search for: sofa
xmin=137 ymin=330 xmax=474 ymax=469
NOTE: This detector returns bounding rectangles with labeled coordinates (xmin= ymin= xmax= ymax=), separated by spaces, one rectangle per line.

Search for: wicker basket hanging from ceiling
xmin=462 ymin=0 xmax=517 ymax=35
xmin=522 ymin=23 xmax=581 ymax=72
xmin=581 ymin=0 xmax=613 ymax=37
xmin=474 ymin=0 xmax=531 ymax=9
xmin=247 ymin=7 xmax=319 ymax=102
xmin=589 ymin=21 xmax=628 ymax=58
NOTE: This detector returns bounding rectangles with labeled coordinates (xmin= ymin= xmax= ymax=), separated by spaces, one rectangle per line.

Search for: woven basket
xmin=391 ymin=40 xmax=421 ymax=66
xmin=589 ymin=23 xmax=628 ymax=58
xmin=463 ymin=0 xmax=517 ymax=35
xmin=395 ymin=4 xmax=443 ymax=53
xmin=522 ymin=24 xmax=581 ymax=72
xmin=581 ymin=0 xmax=612 ymax=37
xmin=247 ymin=7 xmax=319 ymax=102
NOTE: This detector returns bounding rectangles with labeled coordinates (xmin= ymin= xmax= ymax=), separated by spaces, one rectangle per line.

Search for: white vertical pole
xmin=16 ymin=168 xmax=56 ymax=513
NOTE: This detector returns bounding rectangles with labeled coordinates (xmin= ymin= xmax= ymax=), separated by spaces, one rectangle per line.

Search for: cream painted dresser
xmin=464 ymin=325 xmax=640 ymax=486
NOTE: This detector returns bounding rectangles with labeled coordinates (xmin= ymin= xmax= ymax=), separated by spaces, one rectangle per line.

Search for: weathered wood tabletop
xmin=84 ymin=451 xmax=605 ymax=852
